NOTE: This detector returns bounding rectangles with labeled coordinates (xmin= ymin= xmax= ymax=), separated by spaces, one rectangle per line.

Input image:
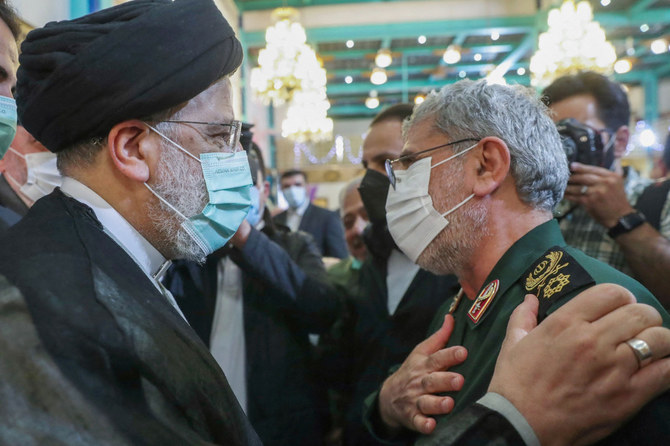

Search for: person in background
xmin=274 ymin=168 xmax=349 ymax=259
xmin=543 ymin=71 xmax=670 ymax=306
xmin=165 ymin=139 xmax=338 ymax=446
xmin=0 ymin=0 xmax=19 ymax=231
xmin=327 ymin=177 xmax=367 ymax=295
xmin=371 ymin=79 xmax=670 ymax=445
xmin=0 ymin=123 xmax=62 ymax=230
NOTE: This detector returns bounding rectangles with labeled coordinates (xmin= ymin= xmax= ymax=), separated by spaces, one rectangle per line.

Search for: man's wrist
xmin=607 ymin=211 xmax=646 ymax=239
xmin=478 ymin=392 xmax=540 ymax=446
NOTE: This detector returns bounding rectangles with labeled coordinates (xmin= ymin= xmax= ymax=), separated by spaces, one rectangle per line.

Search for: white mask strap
xmin=441 ymin=193 xmax=475 ymax=218
xmin=145 ymin=123 xmax=202 ymax=164
xmin=144 ymin=182 xmax=189 ymax=222
xmin=7 ymin=146 xmax=25 ymax=159
xmin=432 ymin=142 xmax=478 ymax=169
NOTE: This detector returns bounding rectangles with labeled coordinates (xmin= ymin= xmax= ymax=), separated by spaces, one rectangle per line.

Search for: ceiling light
xmin=517 ymin=67 xmax=526 ymax=75
xmin=491 ymin=31 xmax=500 ymax=41
xmin=414 ymin=94 xmax=425 ymax=105
xmin=614 ymin=59 xmax=632 ymax=74
xmin=600 ymin=0 xmax=610 ymax=6
xmin=375 ymin=48 xmax=393 ymax=68
xmin=346 ymin=40 xmax=354 ymax=48
xmin=458 ymin=70 xmax=467 ymax=78
xmin=651 ymin=38 xmax=668 ymax=54
xmin=344 ymin=75 xmax=353 ymax=84
xmin=418 ymin=35 xmax=427 ymax=45
xmin=443 ymin=45 xmax=461 ymax=64
xmin=640 ymin=24 xmax=649 ymax=32
xmin=474 ymin=53 xmax=482 ymax=61
xmin=365 ymin=90 xmax=379 ymax=109
xmin=370 ymin=67 xmax=388 ymax=85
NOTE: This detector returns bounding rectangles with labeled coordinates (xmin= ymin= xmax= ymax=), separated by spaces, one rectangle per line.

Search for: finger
xmin=551 ymin=284 xmax=635 ymax=322
xmin=426 ymin=345 xmax=467 ymax=372
xmin=420 ymin=371 xmax=464 ymax=394
xmin=628 ymin=357 xmax=670 ymax=412
xmin=414 ymin=314 xmax=455 ymax=356
xmin=570 ymin=162 xmax=610 ymax=175
xmin=412 ymin=413 xmax=438 ymax=435
xmin=505 ymin=294 xmax=539 ymax=341
xmin=631 ymin=326 xmax=670 ymax=362
xmin=593 ymin=303 xmax=663 ymax=345
xmin=567 ymin=172 xmax=603 ymax=185
xmin=416 ymin=394 xmax=456 ymax=416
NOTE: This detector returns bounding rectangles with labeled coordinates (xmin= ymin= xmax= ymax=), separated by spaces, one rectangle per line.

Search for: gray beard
xmin=146 ymin=140 xmax=209 ymax=263
xmin=416 ymin=196 xmax=488 ymax=278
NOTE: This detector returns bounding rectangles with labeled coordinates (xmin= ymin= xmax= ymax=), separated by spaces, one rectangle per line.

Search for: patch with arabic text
xmin=523 ymin=246 xmax=594 ymax=321
xmin=468 ymin=279 xmax=499 ymax=324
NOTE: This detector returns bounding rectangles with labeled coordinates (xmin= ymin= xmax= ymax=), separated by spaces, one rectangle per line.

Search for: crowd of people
xmin=1 ymin=1 xmax=670 ymax=445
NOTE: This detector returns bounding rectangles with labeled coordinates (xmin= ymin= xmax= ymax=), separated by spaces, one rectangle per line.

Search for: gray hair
xmin=339 ymin=176 xmax=363 ymax=217
xmin=405 ymin=79 xmax=569 ymax=212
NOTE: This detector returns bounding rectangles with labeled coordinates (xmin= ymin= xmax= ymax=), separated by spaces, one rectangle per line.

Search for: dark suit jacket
xmin=0 ymin=174 xmax=28 ymax=233
xmin=274 ymin=203 xmax=348 ymax=258
xmin=165 ymin=215 xmax=342 ymax=446
xmin=0 ymin=190 xmax=261 ymax=446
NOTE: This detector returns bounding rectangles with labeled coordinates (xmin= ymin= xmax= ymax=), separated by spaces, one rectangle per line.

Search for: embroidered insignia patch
xmin=523 ymin=246 xmax=595 ymax=321
xmin=468 ymin=279 xmax=499 ymax=323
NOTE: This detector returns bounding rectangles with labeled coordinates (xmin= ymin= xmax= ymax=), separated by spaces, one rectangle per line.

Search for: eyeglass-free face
xmin=160 ymin=120 xmax=242 ymax=152
xmin=385 ymin=137 xmax=479 ymax=189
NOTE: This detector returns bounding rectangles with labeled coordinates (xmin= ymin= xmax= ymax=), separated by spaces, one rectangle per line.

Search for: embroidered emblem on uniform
xmin=468 ymin=279 xmax=499 ymax=323
xmin=522 ymin=246 xmax=595 ymax=322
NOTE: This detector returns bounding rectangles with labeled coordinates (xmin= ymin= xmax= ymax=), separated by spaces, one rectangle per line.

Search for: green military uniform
xmin=416 ymin=219 xmax=670 ymax=446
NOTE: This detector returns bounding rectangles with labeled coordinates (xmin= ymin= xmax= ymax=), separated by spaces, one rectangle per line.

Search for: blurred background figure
xmin=0 ymin=123 xmax=62 ymax=231
xmin=274 ymin=168 xmax=348 ymax=260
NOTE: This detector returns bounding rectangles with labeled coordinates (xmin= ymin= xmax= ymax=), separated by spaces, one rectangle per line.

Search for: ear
xmin=471 ymin=136 xmax=511 ymax=197
xmin=612 ymin=125 xmax=629 ymax=159
xmin=106 ymin=120 xmax=155 ymax=182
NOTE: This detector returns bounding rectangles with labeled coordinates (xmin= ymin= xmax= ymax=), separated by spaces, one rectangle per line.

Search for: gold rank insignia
xmin=523 ymin=246 xmax=595 ymax=321
xmin=468 ymin=279 xmax=499 ymax=323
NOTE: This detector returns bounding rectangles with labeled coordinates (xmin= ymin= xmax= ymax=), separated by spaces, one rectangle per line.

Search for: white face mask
xmin=5 ymin=147 xmax=62 ymax=203
xmin=283 ymin=185 xmax=307 ymax=209
xmin=385 ymin=143 xmax=477 ymax=263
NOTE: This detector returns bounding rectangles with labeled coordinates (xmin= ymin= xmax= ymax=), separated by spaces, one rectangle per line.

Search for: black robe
xmin=0 ymin=189 xmax=261 ymax=445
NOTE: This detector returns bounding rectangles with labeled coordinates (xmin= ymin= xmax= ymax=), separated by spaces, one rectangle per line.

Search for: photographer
xmin=543 ymin=71 xmax=670 ymax=306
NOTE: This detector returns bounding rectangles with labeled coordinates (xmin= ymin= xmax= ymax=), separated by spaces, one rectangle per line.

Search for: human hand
xmin=563 ymin=162 xmax=634 ymax=227
xmin=378 ymin=314 xmax=467 ymax=435
xmin=489 ymin=284 xmax=670 ymax=446
xmin=230 ymin=219 xmax=251 ymax=248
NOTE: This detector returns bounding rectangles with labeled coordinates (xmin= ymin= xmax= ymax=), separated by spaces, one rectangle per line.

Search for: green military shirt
xmin=416 ymin=219 xmax=670 ymax=446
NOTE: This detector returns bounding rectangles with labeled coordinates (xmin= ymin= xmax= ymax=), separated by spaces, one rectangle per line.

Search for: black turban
xmin=17 ymin=0 xmax=243 ymax=153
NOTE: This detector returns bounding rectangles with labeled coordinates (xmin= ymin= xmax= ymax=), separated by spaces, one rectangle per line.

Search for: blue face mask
xmin=145 ymin=125 xmax=252 ymax=256
xmin=0 ymin=97 xmax=17 ymax=159
xmin=246 ymin=186 xmax=263 ymax=227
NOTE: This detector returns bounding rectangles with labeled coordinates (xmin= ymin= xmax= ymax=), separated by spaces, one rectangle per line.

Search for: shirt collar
xmin=293 ymin=197 xmax=310 ymax=216
xmin=60 ymin=177 xmax=169 ymax=280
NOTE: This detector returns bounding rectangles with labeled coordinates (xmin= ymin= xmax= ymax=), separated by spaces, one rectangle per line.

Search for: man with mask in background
xmin=0 ymin=1 xmax=262 ymax=443
xmin=274 ymin=168 xmax=348 ymax=259
xmin=0 ymin=0 xmax=19 ymax=231
xmin=543 ymin=71 xmax=670 ymax=305
xmin=165 ymin=136 xmax=339 ymax=446
xmin=319 ymin=103 xmax=459 ymax=446
xmin=0 ymin=123 xmax=62 ymax=230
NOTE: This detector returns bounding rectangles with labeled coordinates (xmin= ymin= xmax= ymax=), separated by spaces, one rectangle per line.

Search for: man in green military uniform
xmin=370 ymin=79 xmax=670 ymax=445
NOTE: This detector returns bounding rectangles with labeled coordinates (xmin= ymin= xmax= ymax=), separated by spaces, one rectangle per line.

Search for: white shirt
xmin=386 ymin=249 xmax=420 ymax=315
xmin=59 ymin=177 xmax=186 ymax=320
xmin=285 ymin=198 xmax=309 ymax=232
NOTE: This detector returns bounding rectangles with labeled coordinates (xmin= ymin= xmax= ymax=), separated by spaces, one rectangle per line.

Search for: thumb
xmin=415 ymin=314 xmax=455 ymax=355
xmin=502 ymin=295 xmax=539 ymax=349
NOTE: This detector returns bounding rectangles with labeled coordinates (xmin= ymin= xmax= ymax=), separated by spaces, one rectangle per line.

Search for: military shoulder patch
xmin=522 ymin=246 xmax=595 ymax=321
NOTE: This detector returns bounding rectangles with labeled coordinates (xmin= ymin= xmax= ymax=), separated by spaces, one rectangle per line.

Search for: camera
xmin=556 ymin=118 xmax=614 ymax=169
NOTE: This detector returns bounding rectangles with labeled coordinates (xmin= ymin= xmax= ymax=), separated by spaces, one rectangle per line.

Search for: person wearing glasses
xmin=543 ymin=72 xmax=670 ymax=306
xmin=368 ymin=79 xmax=670 ymax=445
xmin=0 ymin=1 xmax=262 ymax=444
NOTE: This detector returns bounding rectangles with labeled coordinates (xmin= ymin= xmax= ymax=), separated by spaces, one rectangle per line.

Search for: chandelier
xmin=250 ymin=7 xmax=327 ymax=106
xmin=530 ymin=0 xmax=617 ymax=87
xmin=281 ymin=88 xmax=333 ymax=143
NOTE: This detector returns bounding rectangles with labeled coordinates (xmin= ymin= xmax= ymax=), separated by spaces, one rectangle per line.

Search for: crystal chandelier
xmin=530 ymin=0 xmax=617 ymax=88
xmin=250 ymin=7 xmax=327 ymax=106
xmin=281 ymin=89 xmax=334 ymax=143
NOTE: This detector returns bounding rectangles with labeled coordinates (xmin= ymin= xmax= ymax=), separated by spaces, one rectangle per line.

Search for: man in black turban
xmin=0 ymin=0 xmax=261 ymax=444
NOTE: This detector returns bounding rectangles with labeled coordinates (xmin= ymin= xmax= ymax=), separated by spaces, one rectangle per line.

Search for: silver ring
xmin=580 ymin=185 xmax=589 ymax=195
xmin=626 ymin=338 xmax=653 ymax=368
